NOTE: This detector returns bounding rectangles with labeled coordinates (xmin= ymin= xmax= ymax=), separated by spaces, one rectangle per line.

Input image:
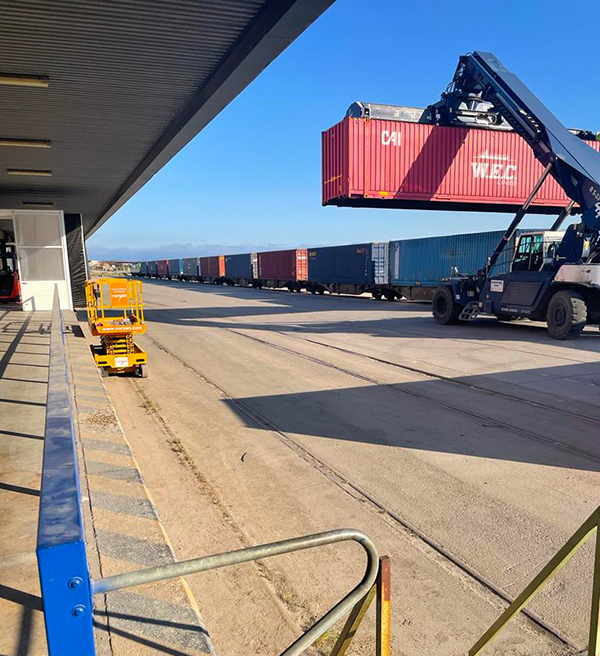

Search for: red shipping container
xmin=156 ymin=259 xmax=168 ymax=276
xmin=200 ymin=255 xmax=221 ymax=278
xmin=322 ymin=117 xmax=600 ymax=213
xmin=258 ymin=249 xmax=308 ymax=281
xmin=296 ymin=248 xmax=308 ymax=281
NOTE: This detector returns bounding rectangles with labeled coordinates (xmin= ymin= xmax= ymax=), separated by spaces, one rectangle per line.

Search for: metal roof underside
xmin=0 ymin=0 xmax=333 ymax=236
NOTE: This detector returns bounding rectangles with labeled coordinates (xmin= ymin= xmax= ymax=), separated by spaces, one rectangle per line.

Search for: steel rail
xmin=93 ymin=528 xmax=378 ymax=656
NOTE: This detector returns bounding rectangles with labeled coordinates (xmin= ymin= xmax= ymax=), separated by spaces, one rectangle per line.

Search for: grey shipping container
xmin=372 ymin=242 xmax=389 ymax=285
xmin=168 ymin=258 xmax=183 ymax=277
xmin=147 ymin=261 xmax=157 ymax=276
xmin=182 ymin=257 xmax=199 ymax=278
xmin=389 ymin=230 xmax=527 ymax=289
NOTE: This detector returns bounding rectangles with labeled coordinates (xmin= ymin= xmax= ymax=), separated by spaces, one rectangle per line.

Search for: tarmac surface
xmin=101 ymin=279 xmax=600 ymax=656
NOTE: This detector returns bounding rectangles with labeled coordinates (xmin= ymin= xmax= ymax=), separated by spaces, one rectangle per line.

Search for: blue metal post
xmin=37 ymin=288 xmax=95 ymax=655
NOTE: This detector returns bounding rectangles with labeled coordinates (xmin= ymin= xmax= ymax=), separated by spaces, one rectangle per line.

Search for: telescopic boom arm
xmin=434 ymin=52 xmax=600 ymax=233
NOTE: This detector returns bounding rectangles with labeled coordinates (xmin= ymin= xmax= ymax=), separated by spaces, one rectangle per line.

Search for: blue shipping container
xmin=224 ymin=253 xmax=253 ymax=279
xmin=308 ymin=243 xmax=373 ymax=285
xmin=140 ymin=262 xmax=148 ymax=275
xmin=389 ymin=230 xmax=527 ymax=287
xmin=147 ymin=261 xmax=157 ymax=276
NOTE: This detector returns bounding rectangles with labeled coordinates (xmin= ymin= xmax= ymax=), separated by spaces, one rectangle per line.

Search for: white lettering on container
xmin=381 ymin=130 xmax=401 ymax=146
xmin=471 ymin=151 xmax=517 ymax=185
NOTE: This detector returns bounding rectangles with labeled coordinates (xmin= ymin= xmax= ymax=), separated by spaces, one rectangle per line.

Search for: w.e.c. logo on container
xmin=471 ymin=150 xmax=517 ymax=185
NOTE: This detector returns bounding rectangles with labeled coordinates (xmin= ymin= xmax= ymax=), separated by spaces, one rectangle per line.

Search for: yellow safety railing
xmin=470 ymin=505 xmax=600 ymax=656
xmin=329 ymin=556 xmax=391 ymax=656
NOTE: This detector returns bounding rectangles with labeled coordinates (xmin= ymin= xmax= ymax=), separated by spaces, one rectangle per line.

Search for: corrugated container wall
xmin=225 ymin=253 xmax=253 ymax=279
xmin=258 ymin=249 xmax=297 ymax=281
xmin=168 ymin=258 xmax=182 ymax=276
xmin=182 ymin=257 xmax=198 ymax=277
xmin=251 ymin=253 xmax=258 ymax=279
xmin=140 ymin=262 xmax=148 ymax=275
xmin=200 ymin=256 xmax=220 ymax=278
xmin=147 ymin=261 xmax=157 ymax=276
xmin=372 ymin=242 xmax=389 ymax=285
xmin=322 ymin=117 xmax=600 ymax=213
xmin=296 ymin=249 xmax=308 ymax=280
xmin=389 ymin=230 xmax=526 ymax=287
xmin=156 ymin=259 xmax=168 ymax=276
xmin=218 ymin=255 xmax=225 ymax=277
xmin=308 ymin=244 xmax=373 ymax=284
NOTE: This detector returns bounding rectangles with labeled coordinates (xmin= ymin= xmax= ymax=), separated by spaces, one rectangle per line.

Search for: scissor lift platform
xmin=86 ymin=277 xmax=148 ymax=377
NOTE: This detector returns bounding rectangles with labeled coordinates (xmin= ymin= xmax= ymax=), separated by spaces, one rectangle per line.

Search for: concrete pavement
xmin=102 ymin=278 xmax=600 ymax=655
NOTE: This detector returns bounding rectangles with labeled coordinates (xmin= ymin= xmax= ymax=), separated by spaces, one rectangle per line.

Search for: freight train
xmin=133 ymin=229 xmax=545 ymax=302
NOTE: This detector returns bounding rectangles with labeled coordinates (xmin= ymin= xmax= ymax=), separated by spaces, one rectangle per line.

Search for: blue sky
xmin=88 ymin=0 xmax=600 ymax=260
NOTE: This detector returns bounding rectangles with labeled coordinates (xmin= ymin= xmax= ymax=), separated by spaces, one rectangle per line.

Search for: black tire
xmin=546 ymin=290 xmax=587 ymax=340
xmin=372 ymin=292 xmax=382 ymax=301
xmin=432 ymin=286 xmax=462 ymax=325
xmin=384 ymin=291 xmax=395 ymax=302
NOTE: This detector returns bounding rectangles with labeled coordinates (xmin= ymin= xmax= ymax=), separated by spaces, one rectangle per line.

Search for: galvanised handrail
xmin=470 ymin=505 xmax=600 ymax=656
xmin=37 ymin=286 xmax=95 ymax=655
xmin=94 ymin=528 xmax=379 ymax=656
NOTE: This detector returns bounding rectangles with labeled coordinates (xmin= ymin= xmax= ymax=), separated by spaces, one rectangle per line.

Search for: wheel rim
xmin=553 ymin=305 xmax=567 ymax=327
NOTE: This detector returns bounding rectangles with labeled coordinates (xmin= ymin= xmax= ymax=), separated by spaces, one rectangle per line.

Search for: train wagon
xmin=257 ymin=249 xmax=308 ymax=291
xmin=388 ymin=229 xmax=531 ymax=300
xmin=224 ymin=253 xmax=254 ymax=286
xmin=200 ymin=255 xmax=224 ymax=284
xmin=156 ymin=259 xmax=168 ymax=279
xmin=147 ymin=261 xmax=157 ymax=277
xmin=182 ymin=257 xmax=199 ymax=281
xmin=168 ymin=258 xmax=183 ymax=280
xmin=307 ymin=243 xmax=389 ymax=296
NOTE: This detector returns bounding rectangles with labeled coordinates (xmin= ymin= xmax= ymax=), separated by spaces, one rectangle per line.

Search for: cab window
xmin=512 ymin=234 xmax=544 ymax=271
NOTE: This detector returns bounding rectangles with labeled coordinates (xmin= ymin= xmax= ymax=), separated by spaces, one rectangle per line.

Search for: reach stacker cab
xmin=429 ymin=51 xmax=600 ymax=339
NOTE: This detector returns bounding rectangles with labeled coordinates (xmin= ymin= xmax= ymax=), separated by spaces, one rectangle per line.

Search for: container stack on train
xmin=136 ymin=229 xmax=528 ymax=301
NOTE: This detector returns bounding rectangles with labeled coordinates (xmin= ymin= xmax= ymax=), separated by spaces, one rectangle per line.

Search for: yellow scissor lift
xmin=86 ymin=278 xmax=148 ymax=377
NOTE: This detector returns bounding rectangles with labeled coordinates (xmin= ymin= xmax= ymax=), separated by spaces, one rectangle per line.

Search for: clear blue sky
xmin=87 ymin=0 xmax=600 ymax=261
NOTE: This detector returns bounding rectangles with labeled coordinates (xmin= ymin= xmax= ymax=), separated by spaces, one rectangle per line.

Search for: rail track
xmin=140 ymin=326 xmax=591 ymax=652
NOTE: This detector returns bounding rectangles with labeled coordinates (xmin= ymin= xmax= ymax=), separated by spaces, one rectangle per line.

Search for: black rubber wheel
xmin=372 ymin=292 xmax=382 ymax=301
xmin=384 ymin=292 xmax=395 ymax=302
xmin=546 ymin=290 xmax=587 ymax=340
xmin=318 ymin=289 xmax=325 ymax=295
xmin=100 ymin=367 xmax=109 ymax=378
xmin=432 ymin=286 xmax=462 ymax=325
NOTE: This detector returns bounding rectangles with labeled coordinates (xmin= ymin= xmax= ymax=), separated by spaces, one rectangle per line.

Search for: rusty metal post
xmin=376 ymin=555 xmax=391 ymax=656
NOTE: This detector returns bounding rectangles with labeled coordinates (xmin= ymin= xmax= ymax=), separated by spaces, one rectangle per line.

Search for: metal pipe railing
xmin=93 ymin=528 xmax=379 ymax=656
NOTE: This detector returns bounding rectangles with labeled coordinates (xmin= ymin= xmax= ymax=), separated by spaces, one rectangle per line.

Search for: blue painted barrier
xmin=37 ymin=288 xmax=95 ymax=655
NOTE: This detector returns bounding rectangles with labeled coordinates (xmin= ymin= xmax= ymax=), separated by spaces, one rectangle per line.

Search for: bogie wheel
xmin=546 ymin=290 xmax=587 ymax=340
xmin=432 ymin=286 xmax=463 ymax=325
xmin=372 ymin=292 xmax=382 ymax=301
xmin=384 ymin=292 xmax=396 ymax=302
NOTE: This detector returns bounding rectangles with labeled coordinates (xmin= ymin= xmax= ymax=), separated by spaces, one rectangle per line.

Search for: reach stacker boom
xmin=430 ymin=52 xmax=600 ymax=339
